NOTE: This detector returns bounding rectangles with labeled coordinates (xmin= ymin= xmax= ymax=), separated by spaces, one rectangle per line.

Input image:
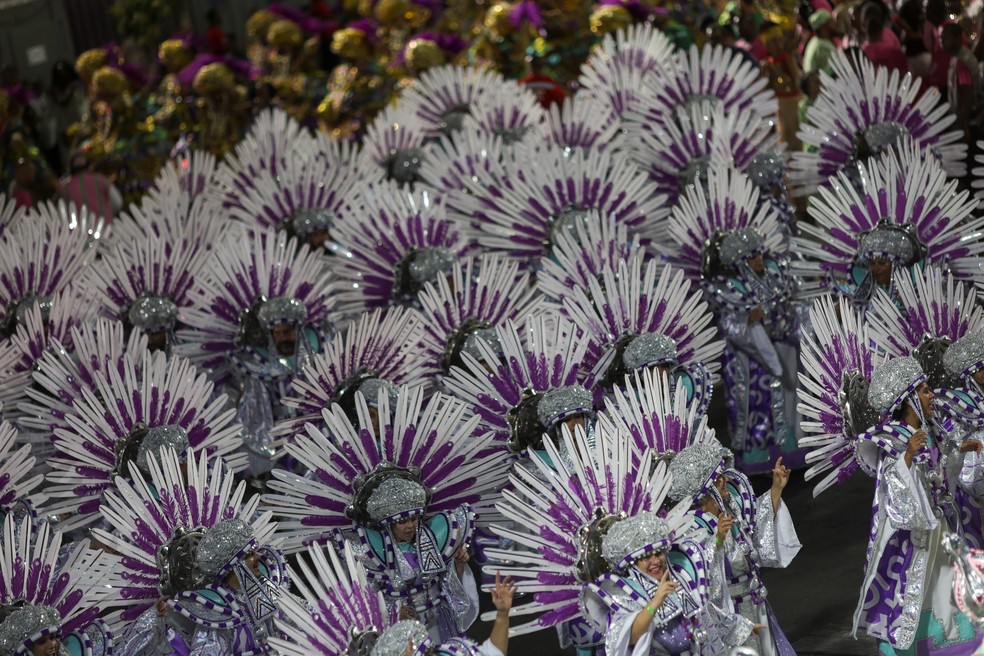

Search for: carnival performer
xmin=0 ymin=516 xmax=117 ymax=655
xmin=270 ymin=541 xmax=517 ymax=656
xmin=177 ymin=226 xmax=332 ymax=477
xmin=264 ymin=385 xmax=507 ymax=641
xmin=850 ymin=355 xmax=982 ymax=652
xmin=561 ymin=256 xmax=722 ymax=412
xmin=667 ymin=441 xmax=799 ymax=655
xmin=665 ymin=165 xmax=803 ymax=471
xmin=792 ymin=141 xmax=983 ymax=312
xmin=95 ymin=448 xmax=278 ymax=655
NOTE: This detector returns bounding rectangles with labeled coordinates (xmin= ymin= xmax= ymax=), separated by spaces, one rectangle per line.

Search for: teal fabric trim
xmin=878 ymin=609 xmax=981 ymax=655
xmin=427 ymin=512 xmax=451 ymax=551
xmin=668 ymin=550 xmax=697 ymax=580
xmin=366 ymin=528 xmax=386 ymax=559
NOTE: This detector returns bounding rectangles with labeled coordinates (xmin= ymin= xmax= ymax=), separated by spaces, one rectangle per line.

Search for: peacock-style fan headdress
xmin=792 ymin=49 xmax=965 ymax=193
xmin=533 ymin=94 xmax=623 ymax=152
xmin=662 ymin=164 xmax=784 ymax=284
xmin=0 ymin=193 xmax=26 ymax=238
xmin=327 ymin=182 xmax=471 ymax=317
xmin=357 ymin=103 xmax=431 ymax=187
xmin=264 ymin=384 xmax=505 ymax=552
xmin=443 ymin=316 xmax=589 ymax=452
xmin=417 ymin=126 xmax=508 ymax=194
xmin=792 ymin=141 xmax=984 ymax=300
xmin=562 ymin=258 xmax=722 ymax=390
xmin=220 ymin=135 xmax=364 ymax=248
xmin=866 ymin=266 xmax=984 ymax=390
xmin=601 ymin=366 xmax=720 ymax=466
xmin=210 ymin=107 xmax=316 ymax=208
xmin=638 ymin=42 xmax=777 ymax=129
xmin=623 ymin=100 xmax=779 ymax=209
xmin=39 ymin=349 xmax=247 ymax=532
xmin=0 ymin=420 xmax=45 ymax=513
xmin=577 ymin=23 xmax=676 ymax=129
xmin=449 ymin=143 xmax=666 ymax=266
xmin=399 ymin=64 xmax=504 ymax=139
xmin=0 ymin=516 xmax=118 ymax=653
xmin=269 ymin=542 xmax=395 ymax=655
xmin=0 ymin=202 xmax=97 ymax=338
xmin=177 ymin=227 xmax=334 ymax=382
xmin=92 ymin=448 xmax=275 ymax=624
xmin=536 ymin=210 xmax=641 ymax=306
xmin=275 ymin=306 xmax=430 ymax=437
xmin=798 ymin=294 xmax=878 ymax=495
xmin=460 ymin=75 xmax=546 ymax=147
xmin=415 ymin=252 xmax=541 ymax=380
xmin=481 ymin=420 xmax=691 ymax=637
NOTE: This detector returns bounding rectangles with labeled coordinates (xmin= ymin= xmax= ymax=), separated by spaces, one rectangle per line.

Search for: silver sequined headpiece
xmin=862 ymin=121 xmax=907 ymax=155
xmin=623 ymin=333 xmax=678 ymax=371
xmin=290 ymin=208 xmax=336 ymax=238
xmin=359 ymin=378 xmax=401 ymax=408
xmin=371 ymin=620 xmax=428 ymax=656
xmin=460 ymin=328 xmax=503 ymax=362
xmin=537 ymin=385 xmax=593 ymax=430
xmin=136 ymin=424 xmax=190 ymax=473
xmin=366 ymin=477 xmax=428 ymax=524
xmin=0 ymin=604 xmax=61 ymax=655
xmin=406 ymin=247 xmax=456 ymax=285
xmin=547 ymin=206 xmax=590 ymax=247
xmin=718 ymin=227 xmax=764 ymax=267
xmin=128 ymin=294 xmax=180 ymax=332
xmin=668 ymin=442 xmax=726 ymax=504
xmin=867 ymin=356 xmax=926 ymax=416
xmin=256 ymin=296 xmax=308 ymax=327
xmin=678 ymin=154 xmax=711 ymax=191
xmin=601 ymin=512 xmax=672 ymax=573
xmin=944 ymin=332 xmax=984 ymax=379
xmin=12 ymin=294 xmax=53 ymax=326
xmin=857 ymin=222 xmax=922 ymax=264
xmin=745 ymin=150 xmax=786 ymax=189
xmin=196 ymin=518 xmax=255 ymax=581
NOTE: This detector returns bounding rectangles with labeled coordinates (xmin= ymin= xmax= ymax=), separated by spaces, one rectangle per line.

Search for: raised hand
xmin=491 ymin=571 xmax=517 ymax=613
xmin=716 ymin=513 xmax=734 ymax=544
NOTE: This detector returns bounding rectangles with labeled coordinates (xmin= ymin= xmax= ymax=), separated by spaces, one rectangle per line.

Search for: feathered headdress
xmin=623 ymin=100 xmax=779 ymax=208
xmin=0 ymin=203 xmax=96 ymax=337
xmin=92 ymin=448 xmax=274 ymax=623
xmin=481 ymin=420 xmax=690 ymax=636
xmin=798 ymin=295 xmax=877 ymax=495
xmin=534 ymin=94 xmax=622 ymax=152
xmin=269 ymin=542 xmax=394 ymax=655
xmin=536 ymin=210 xmax=641 ymax=305
xmin=577 ymin=23 xmax=676 ymax=128
xmin=562 ymin=258 xmax=723 ymax=389
xmin=357 ymin=103 xmax=430 ymax=186
xmin=417 ymin=126 xmax=508 ymax=194
xmin=0 ymin=517 xmax=117 ymax=652
xmin=415 ymin=253 xmax=540 ymax=380
xmin=792 ymin=141 xmax=984 ymax=299
xmin=0 ymin=421 xmax=45 ymax=512
xmin=264 ymin=385 xmax=505 ymax=551
xmin=177 ymin=228 xmax=334 ymax=381
xmin=663 ymin=165 xmax=784 ymax=283
xmin=40 ymin=350 xmax=247 ymax=531
xmin=460 ymin=76 xmax=545 ymax=147
xmin=221 ymin=135 xmax=363 ymax=245
xmin=443 ymin=316 xmax=589 ymax=451
xmin=866 ymin=266 xmax=984 ymax=389
xmin=399 ymin=64 xmax=503 ymax=138
xmin=328 ymin=182 xmax=471 ymax=316
xmin=450 ymin=143 xmax=666 ymax=265
xmin=275 ymin=307 xmax=429 ymax=436
xmin=792 ymin=49 xmax=965 ymax=193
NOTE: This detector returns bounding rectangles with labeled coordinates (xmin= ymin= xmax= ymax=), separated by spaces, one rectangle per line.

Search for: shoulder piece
xmin=168 ymin=586 xmax=247 ymax=629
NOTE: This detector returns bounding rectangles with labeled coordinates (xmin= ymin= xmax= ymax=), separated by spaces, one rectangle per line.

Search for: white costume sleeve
xmin=697 ymin=601 xmax=755 ymax=656
xmin=754 ymin=494 xmax=802 ymax=568
xmin=605 ymin=606 xmax=655 ymax=656
xmin=477 ymin=639 xmax=505 ymax=656
xmin=882 ymin=456 xmax=938 ymax=531
xmin=444 ymin=563 xmax=479 ymax=632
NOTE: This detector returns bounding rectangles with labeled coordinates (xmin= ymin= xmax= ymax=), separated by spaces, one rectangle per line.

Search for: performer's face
xmin=270 ymin=323 xmax=297 ymax=356
xmin=562 ymin=414 xmax=585 ymax=435
xmin=869 ymin=257 xmax=893 ymax=286
xmin=714 ymin=473 xmax=730 ymax=500
xmin=392 ymin=515 xmax=418 ymax=543
xmin=746 ymin=254 xmax=765 ymax=274
xmin=245 ymin=549 xmax=261 ymax=577
xmin=974 ymin=368 xmax=984 ymax=388
xmin=634 ymin=551 xmax=667 ymax=580
xmin=30 ymin=634 xmax=60 ymax=656
xmin=145 ymin=328 xmax=167 ymax=352
xmin=916 ymin=382 xmax=935 ymax=417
